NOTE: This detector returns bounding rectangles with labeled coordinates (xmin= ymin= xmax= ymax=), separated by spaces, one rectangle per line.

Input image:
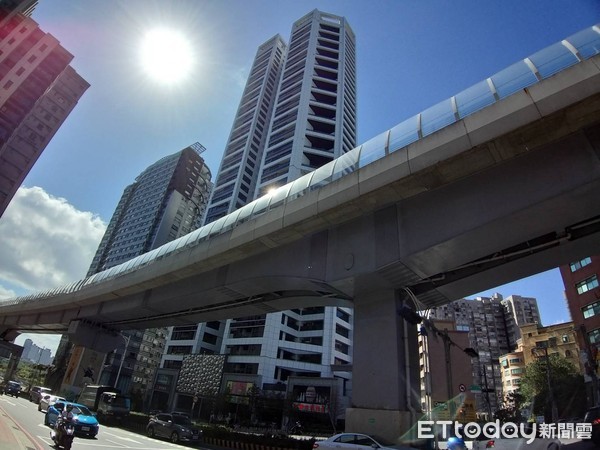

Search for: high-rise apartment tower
xmin=162 ymin=10 xmax=356 ymax=416
xmin=88 ymin=142 xmax=211 ymax=274
xmin=204 ymin=9 xmax=357 ymax=223
xmin=58 ymin=143 xmax=212 ymax=400
xmin=0 ymin=3 xmax=89 ymax=217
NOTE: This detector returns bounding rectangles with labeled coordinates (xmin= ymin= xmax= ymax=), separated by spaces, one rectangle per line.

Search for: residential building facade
xmin=502 ymin=295 xmax=542 ymax=347
xmin=21 ymin=338 xmax=52 ymax=365
xmin=0 ymin=3 xmax=89 ymax=217
xmin=500 ymin=322 xmax=580 ymax=398
xmin=428 ymin=293 xmax=541 ymax=415
xmin=498 ymin=351 xmax=525 ymax=397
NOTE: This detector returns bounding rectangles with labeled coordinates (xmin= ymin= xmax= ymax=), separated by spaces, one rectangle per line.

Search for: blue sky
xmin=1 ymin=0 xmax=598 ymax=353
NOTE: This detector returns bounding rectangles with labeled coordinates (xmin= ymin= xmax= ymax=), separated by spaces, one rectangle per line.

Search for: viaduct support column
xmin=346 ymin=285 xmax=421 ymax=442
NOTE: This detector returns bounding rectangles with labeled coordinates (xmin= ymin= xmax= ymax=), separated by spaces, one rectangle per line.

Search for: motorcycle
xmin=50 ymin=420 xmax=75 ymax=450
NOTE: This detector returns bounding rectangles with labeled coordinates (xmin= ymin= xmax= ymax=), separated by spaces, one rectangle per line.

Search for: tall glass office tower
xmin=162 ymin=10 xmax=356 ymax=418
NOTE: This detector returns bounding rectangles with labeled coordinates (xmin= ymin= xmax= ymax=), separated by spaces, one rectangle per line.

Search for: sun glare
xmin=140 ymin=28 xmax=194 ymax=84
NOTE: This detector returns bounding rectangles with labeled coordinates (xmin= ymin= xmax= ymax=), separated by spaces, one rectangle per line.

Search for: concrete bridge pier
xmin=345 ymin=283 xmax=422 ymax=442
xmin=0 ymin=340 xmax=23 ymax=383
xmin=59 ymin=320 xmax=125 ymax=395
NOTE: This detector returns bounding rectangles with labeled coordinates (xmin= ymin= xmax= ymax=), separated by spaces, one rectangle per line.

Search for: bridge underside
xmin=0 ymin=96 xmax=599 ymax=337
xmin=3 ymin=118 xmax=599 ymax=337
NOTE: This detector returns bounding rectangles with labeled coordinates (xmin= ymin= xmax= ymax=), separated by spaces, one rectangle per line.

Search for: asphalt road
xmin=0 ymin=394 xmax=200 ymax=450
xmin=2 ymin=394 xmax=596 ymax=450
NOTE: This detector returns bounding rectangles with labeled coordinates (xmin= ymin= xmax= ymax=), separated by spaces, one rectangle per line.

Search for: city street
xmin=0 ymin=395 xmax=596 ymax=450
xmin=0 ymin=395 xmax=200 ymax=449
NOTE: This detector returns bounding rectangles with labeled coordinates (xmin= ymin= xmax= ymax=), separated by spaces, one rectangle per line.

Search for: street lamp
xmin=114 ymin=334 xmax=131 ymax=389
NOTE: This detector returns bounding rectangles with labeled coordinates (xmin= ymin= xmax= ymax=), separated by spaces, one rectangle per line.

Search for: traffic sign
xmin=459 ymin=383 xmax=466 ymax=392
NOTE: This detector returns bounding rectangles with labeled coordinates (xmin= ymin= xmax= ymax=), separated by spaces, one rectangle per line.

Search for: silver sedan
xmin=38 ymin=394 xmax=66 ymax=412
xmin=313 ymin=433 xmax=415 ymax=450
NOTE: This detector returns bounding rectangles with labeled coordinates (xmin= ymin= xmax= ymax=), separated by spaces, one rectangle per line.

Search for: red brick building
xmin=560 ymin=255 xmax=600 ymax=403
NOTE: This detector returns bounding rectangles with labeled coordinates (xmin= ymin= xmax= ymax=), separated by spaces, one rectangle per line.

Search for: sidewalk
xmin=0 ymin=403 xmax=43 ymax=450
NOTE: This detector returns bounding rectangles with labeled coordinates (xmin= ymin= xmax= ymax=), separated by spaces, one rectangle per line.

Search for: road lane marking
xmin=103 ymin=433 xmax=143 ymax=444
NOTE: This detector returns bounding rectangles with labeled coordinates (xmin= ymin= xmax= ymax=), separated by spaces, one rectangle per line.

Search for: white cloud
xmin=0 ymin=186 xmax=106 ymax=294
xmin=0 ymin=284 xmax=17 ymax=299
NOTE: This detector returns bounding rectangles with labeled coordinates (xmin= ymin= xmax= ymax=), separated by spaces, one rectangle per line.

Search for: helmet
xmin=447 ymin=436 xmax=466 ymax=450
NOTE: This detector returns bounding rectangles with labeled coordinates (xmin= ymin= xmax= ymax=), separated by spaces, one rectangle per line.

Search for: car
xmin=313 ymin=433 xmax=415 ymax=450
xmin=45 ymin=401 xmax=99 ymax=438
xmin=146 ymin=412 xmax=202 ymax=444
xmin=584 ymin=406 xmax=600 ymax=446
xmin=38 ymin=394 xmax=66 ymax=412
xmin=4 ymin=380 xmax=21 ymax=397
xmin=30 ymin=386 xmax=52 ymax=403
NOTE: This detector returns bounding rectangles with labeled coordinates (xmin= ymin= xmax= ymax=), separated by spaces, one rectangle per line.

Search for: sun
xmin=140 ymin=28 xmax=195 ymax=84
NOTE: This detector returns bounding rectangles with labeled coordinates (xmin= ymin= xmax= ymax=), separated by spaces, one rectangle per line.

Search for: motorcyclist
xmin=55 ymin=404 xmax=75 ymax=442
xmin=447 ymin=436 xmax=467 ymax=450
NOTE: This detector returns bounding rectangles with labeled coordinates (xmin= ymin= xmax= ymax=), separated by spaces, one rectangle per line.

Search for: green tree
xmin=494 ymin=391 xmax=524 ymax=423
xmin=519 ymin=353 xmax=586 ymax=421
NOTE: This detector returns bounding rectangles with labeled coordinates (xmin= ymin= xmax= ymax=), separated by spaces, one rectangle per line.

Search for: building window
xmin=570 ymin=257 xmax=592 ymax=272
xmin=335 ymin=340 xmax=349 ymax=355
xmin=576 ymin=275 xmax=599 ymax=295
xmin=166 ymin=345 xmax=192 ymax=355
xmin=3 ymin=80 xmax=13 ymax=89
xmin=589 ymin=329 xmax=600 ymax=345
xmin=202 ymin=333 xmax=218 ymax=345
xmin=336 ymin=308 xmax=350 ymax=323
xmin=562 ymin=335 xmax=569 ymax=343
xmin=583 ymin=301 xmax=600 ymax=319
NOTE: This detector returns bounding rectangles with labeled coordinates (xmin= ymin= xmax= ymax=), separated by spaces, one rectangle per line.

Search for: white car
xmin=38 ymin=394 xmax=66 ymax=412
xmin=313 ymin=433 xmax=415 ymax=450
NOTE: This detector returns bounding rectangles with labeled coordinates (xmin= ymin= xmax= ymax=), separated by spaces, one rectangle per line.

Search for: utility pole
xmin=114 ymin=334 xmax=131 ymax=390
xmin=481 ymin=363 xmax=493 ymax=420
xmin=532 ymin=343 xmax=558 ymax=422
xmin=442 ymin=331 xmax=455 ymax=418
